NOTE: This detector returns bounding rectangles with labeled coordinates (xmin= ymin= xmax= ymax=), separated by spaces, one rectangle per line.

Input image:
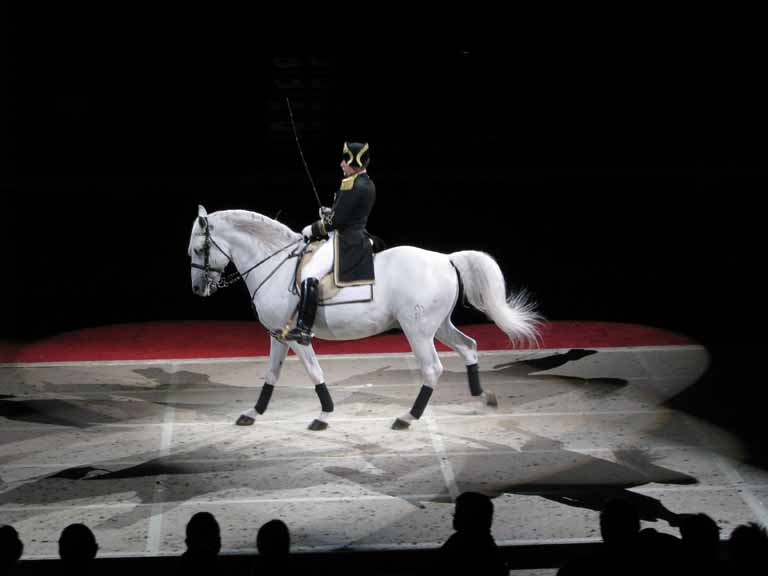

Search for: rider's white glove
xmin=319 ymin=206 xmax=332 ymax=219
xmin=302 ymin=224 xmax=313 ymax=242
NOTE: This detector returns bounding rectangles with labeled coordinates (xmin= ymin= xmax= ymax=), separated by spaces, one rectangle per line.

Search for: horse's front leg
xmin=288 ymin=342 xmax=334 ymax=431
xmin=236 ymin=336 xmax=289 ymax=426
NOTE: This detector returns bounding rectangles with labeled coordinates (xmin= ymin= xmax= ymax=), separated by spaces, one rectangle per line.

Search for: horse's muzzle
xmin=192 ymin=281 xmax=217 ymax=297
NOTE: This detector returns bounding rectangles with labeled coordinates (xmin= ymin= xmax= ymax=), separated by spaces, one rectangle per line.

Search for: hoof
xmin=485 ymin=392 xmax=498 ymax=408
xmin=235 ymin=414 xmax=255 ymax=426
xmin=308 ymin=419 xmax=328 ymax=431
xmin=391 ymin=418 xmax=411 ymax=430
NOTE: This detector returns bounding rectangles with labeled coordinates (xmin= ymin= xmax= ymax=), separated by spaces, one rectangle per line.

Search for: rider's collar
xmin=341 ymin=170 xmax=366 ymax=190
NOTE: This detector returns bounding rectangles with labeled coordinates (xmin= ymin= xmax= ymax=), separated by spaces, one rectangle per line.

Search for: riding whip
xmin=286 ymin=98 xmax=322 ymax=208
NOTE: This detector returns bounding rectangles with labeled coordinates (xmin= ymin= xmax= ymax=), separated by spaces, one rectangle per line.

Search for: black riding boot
xmin=284 ymin=278 xmax=319 ymax=345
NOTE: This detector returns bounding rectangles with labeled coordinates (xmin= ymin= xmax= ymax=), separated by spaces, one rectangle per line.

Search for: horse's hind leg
xmin=289 ymin=341 xmax=334 ymax=431
xmin=435 ymin=318 xmax=497 ymax=407
xmin=236 ymin=336 xmax=289 ymax=425
xmin=393 ymin=334 xmax=443 ymax=430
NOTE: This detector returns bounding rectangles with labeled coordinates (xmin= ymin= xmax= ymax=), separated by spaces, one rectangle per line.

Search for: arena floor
xmin=1 ymin=321 xmax=765 ymax=560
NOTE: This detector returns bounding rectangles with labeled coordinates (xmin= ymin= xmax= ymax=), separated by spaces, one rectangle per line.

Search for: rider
xmin=284 ymin=141 xmax=376 ymax=344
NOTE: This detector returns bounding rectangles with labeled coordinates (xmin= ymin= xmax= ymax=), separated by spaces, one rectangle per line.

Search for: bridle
xmin=190 ymin=218 xmax=235 ymax=293
xmin=190 ymin=216 xmax=303 ymax=299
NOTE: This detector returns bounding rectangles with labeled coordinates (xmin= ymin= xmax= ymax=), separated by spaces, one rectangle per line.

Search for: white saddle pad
xmin=319 ymin=283 xmax=373 ymax=306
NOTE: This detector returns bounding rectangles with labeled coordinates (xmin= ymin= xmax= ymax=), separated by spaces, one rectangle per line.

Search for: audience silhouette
xmin=729 ymin=521 xmax=768 ymax=575
xmin=557 ymin=500 xmax=744 ymax=575
xmin=2 ymin=498 xmax=765 ymax=575
xmin=678 ymin=513 xmax=724 ymax=575
xmin=58 ymin=523 xmax=98 ymax=574
xmin=255 ymin=518 xmax=291 ymax=574
xmin=175 ymin=511 xmax=221 ymax=576
xmin=636 ymin=523 xmax=682 ymax=572
xmin=559 ymin=498 xmax=646 ymax=575
xmin=434 ymin=491 xmax=508 ymax=575
xmin=0 ymin=525 xmax=23 ymax=574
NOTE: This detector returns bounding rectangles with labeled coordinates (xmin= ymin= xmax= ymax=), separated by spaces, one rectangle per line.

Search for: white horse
xmin=188 ymin=206 xmax=540 ymax=430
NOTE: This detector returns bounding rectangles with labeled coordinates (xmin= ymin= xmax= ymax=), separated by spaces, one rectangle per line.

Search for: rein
xmin=248 ymin=243 xmax=304 ymax=302
xmin=223 ymin=239 xmax=302 ymax=291
xmin=191 ymin=217 xmax=303 ymax=297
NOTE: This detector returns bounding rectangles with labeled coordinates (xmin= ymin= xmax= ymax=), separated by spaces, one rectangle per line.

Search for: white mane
xmin=211 ymin=210 xmax=301 ymax=249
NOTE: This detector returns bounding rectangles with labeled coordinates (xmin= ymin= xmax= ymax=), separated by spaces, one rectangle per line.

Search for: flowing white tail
xmin=449 ymin=250 xmax=541 ymax=347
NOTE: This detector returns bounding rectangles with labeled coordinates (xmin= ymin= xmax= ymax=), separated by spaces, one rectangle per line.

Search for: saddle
xmin=296 ymin=241 xmax=374 ymax=306
xmin=297 ymin=242 xmax=341 ymax=299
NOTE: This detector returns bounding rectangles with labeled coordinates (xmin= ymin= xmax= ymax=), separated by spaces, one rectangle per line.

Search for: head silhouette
xmin=453 ymin=492 xmax=494 ymax=533
xmin=257 ymin=519 xmax=290 ymax=557
xmin=0 ymin=525 xmax=23 ymax=568
xmin=729 ymin=522 xmax=768 ymax=565
xmin=599 ymin=498 xmax=640 ymax=546
xmin=59 ymin=523 xmax=98 ymax=564
xmin=185 ymin=512 xmax=221 ymax=556
xmin=680 ymin=513 xmax=720 ymax=554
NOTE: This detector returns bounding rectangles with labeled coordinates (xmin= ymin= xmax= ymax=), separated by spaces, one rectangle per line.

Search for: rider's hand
xmin=319 ymin=206 xmax=332 ymax=219
xmin=301 ymin=224 xmax=313 ymax=242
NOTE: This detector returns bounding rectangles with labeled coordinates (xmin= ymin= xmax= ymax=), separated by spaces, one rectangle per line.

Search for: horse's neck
xmin=221 ymin=228 xmax=283 ymax=277
xmin=223 ymin=228 xmax=268 ymax=268
xmin=215 ymin=217 xmax=298 ymax=305
xmin=211 ymin=212 xmax=292 ymax=262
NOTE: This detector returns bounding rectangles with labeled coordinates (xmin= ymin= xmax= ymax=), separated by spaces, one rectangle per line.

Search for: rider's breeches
xmin=301 ymin=232 xmax=335 ymax=282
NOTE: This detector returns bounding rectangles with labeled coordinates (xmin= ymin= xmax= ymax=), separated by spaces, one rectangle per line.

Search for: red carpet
xmin=0 ymin=321 xmax=697 ymax=364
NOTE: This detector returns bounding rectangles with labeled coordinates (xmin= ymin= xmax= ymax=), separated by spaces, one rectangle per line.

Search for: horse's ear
xmin=197 ymin=205 xmax=209 ymax=230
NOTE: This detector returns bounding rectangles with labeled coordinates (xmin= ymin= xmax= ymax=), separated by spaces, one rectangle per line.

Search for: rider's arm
xmin=324 ymin=188 xmax=360 ymax=232
xmin=309 ymin=176 xmax=373 ymax=238
xmin=309 ymin=206 xmax=333 ymax=238
xmin=310 ymin=186 xmax=354 ymax=236
xmin=310 ymin=215 xmax=332 ymax=238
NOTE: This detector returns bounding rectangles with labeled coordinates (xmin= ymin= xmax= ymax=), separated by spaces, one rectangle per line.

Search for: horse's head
xmin=188 ymin=205 xmax=232 ymax=297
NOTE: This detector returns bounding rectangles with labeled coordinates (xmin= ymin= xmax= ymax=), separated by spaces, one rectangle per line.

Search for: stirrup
xmin=284 ymin=327 xmax=313 ymax=345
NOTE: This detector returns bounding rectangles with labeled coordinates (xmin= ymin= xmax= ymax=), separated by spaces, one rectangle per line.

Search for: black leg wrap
xmin=255 ymin=383 xmax=275 ymax=415
xmin=410 ymin=385 xmax=434 ymax=419
xmin=315 ymin=383 xmax=334 ymax=413
xmin=467 ymin=363 xmax=483 ymax=396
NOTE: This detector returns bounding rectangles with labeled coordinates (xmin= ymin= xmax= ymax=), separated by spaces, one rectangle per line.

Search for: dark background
xmin=1 ymin=14 xmax=760 ymax=456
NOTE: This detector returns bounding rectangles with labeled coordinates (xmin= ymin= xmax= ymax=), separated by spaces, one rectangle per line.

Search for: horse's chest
xmin=256 ymin=308 xmax=290 ymax=331
xmin=252 ymin=294 xmax=294 ymax=330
